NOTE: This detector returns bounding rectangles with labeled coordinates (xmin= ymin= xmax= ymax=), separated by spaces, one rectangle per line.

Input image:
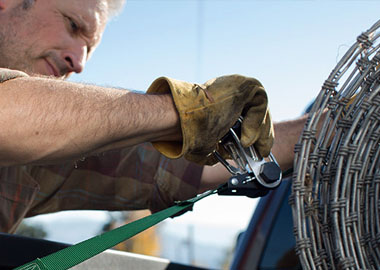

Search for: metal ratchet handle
xmin=213 ymin=117 xmax=282 ymax=198
xmin=223 ymin=127 xmax=282 ymax=189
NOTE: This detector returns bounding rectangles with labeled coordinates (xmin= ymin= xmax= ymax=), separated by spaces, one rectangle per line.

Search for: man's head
xmin=0 ymin=0 xmax=125 ymax=79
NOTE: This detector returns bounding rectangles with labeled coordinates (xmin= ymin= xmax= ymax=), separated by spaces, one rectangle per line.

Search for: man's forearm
xmin=0 ymin=77 xmax=181 ymax=165
xmin=271 ymin=114 xmax=308 ymax=171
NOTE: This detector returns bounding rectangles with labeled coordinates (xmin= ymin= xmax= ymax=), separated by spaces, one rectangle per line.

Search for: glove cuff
xmin=147 ymin=77 xmax=194 ymax=159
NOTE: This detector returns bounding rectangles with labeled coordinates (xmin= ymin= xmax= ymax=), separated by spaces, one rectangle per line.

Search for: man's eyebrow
xmin=74 ymin=14 xmax=100 ymax=54
xmin=76 ymin=15 xmax=92 ymax=36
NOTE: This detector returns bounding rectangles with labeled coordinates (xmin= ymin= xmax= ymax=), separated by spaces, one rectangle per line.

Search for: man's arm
xmin=270 ymin=115 xmax=309 ymax=170
xmin=199 ymin=115 xmax=308 ymax=192
xmin=0 ymin=76 xmax=181 ymax=165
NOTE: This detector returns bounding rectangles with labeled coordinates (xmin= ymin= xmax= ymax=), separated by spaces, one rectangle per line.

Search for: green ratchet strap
xmin=14 ymin=189 xmax=217 ymax=270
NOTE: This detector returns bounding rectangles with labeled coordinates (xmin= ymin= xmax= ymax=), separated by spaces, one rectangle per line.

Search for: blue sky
xmin=27 ymin=1 xmax=380 ymax=268
xmin=72 ymin=0 xmax=380 ymax=122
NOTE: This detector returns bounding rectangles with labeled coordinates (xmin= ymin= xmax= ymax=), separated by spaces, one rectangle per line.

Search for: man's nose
xmin=61 ymin=42 xmax=87 ymax=74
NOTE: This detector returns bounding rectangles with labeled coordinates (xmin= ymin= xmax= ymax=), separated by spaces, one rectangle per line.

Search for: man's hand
xmin=147 ymin=74 xmax=274 ymax=165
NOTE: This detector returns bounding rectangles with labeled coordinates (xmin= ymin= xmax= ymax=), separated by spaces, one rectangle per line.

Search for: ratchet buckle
xmin=213 ymin=117 xmax=282 ymax=198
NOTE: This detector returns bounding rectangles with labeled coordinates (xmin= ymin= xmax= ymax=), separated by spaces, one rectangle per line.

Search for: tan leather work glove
xmin=147 ymin=74 xmax=274 ymax=165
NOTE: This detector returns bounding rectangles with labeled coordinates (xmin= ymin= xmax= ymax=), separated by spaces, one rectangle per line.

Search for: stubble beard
xmin=0 ymin=2 xmax=39 ymax=74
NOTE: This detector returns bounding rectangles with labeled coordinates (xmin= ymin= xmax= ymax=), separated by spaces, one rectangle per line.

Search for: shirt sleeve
xmin=27 ymin=143 xmax=203 ymax=216
xmin=0 ymin=166 xmax=40 ymax=233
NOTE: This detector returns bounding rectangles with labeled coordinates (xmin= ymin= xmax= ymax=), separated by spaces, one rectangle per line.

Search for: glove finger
xmin=185 ymin=151 xmax=219 ymax=166
xmin=240 ymin=90 xmax=268 ymax=147
xmin=254 ymin=111 xmax=274 ymax=158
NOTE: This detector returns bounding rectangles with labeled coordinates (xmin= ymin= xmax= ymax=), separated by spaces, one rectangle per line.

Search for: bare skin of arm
xmin=199 ymin=114 xmax=309 ymax=192
xmin=0 ymin=76 xmax=181 ymax=166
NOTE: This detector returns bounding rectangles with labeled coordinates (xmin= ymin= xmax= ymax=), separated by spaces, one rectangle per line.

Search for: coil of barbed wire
xmin=291 ymin=19 xmax=380 ymax=270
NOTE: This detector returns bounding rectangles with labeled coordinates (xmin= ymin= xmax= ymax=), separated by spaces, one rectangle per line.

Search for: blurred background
xmin=18 ymin=1 xmax=380 ymax=269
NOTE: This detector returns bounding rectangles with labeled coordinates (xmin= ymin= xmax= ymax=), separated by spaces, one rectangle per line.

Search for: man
xmin=0 ymin=0 xmax=304 ymax=233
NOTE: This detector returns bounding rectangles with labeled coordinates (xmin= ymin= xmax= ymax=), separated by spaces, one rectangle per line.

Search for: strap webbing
xmin=14 ymin=189 xmax=216 ymax=270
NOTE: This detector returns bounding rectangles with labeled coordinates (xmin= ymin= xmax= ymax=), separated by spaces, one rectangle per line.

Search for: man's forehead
xmin=62 ymin=0 xmax=109 ymax=47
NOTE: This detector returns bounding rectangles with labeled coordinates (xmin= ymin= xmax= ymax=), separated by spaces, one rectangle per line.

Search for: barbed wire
xmin=291 ymin=19 xmax=380 ymax=270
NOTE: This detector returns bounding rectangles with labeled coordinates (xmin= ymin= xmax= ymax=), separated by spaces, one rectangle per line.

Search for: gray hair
xmin=106 ymin=0 xmax=126 ymax=19
xmin=22 ymin=0 xmax=126 ymax=19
